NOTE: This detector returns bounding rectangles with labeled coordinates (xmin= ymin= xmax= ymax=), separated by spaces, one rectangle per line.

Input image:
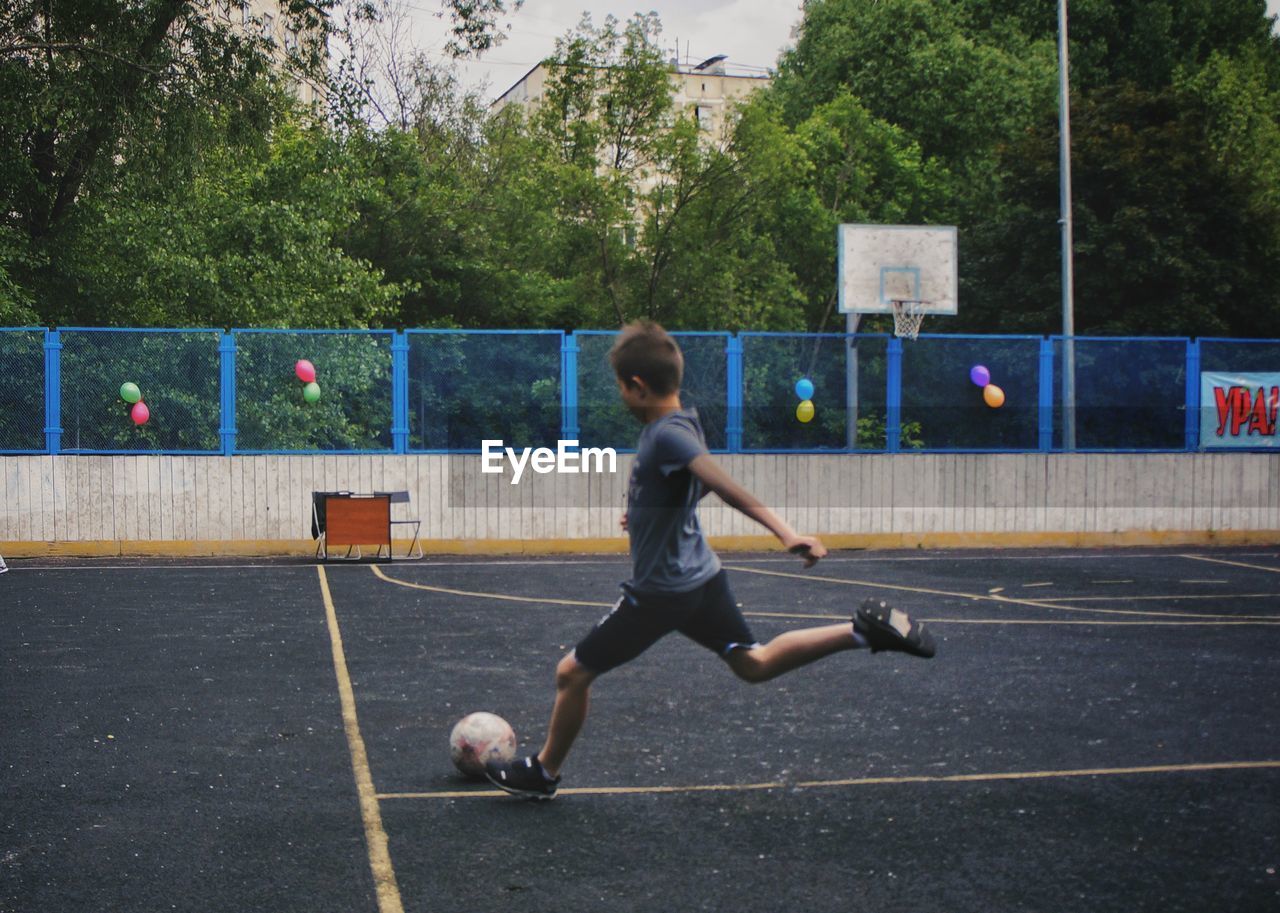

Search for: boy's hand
xmin=620 ymin=512 xmax=629 ymax=531
xmin=785 ymin=535 xmax=827 ymax=568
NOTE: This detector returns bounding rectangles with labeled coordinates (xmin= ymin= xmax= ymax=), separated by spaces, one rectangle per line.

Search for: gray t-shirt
xmin=625 ymin=408 xmax=722 ymax=593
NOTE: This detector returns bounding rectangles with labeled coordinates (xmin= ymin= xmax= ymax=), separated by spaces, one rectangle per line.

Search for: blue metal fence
xmin=1 ymin=327 xmax=1276 ymax=454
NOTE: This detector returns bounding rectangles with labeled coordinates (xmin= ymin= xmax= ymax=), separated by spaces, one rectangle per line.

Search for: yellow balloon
xmin=796 ymin=399 xmax=815 ymax=423
xmin=983 ymin=384 xmax=1005 ymax=408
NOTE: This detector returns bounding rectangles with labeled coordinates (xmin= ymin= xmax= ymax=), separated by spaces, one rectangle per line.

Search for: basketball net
xmin=891 ymin=300 xmax=927 ymax=340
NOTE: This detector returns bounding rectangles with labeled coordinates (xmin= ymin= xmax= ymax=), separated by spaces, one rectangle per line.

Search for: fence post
xmin=43 ymin=329 xmax=62 ymax=454
xmin=1038 ymin=338 xmax=1054 ymax=451
xmin=726 ymin=335 xmax=743 ymax=452
xmin=885 ymin=336 xmax=902 ymax=452
xmin=219 ymin=331 xmax=236 ymax=456
xmin=561 ymin=332 xmax=579 ymax=443
xmin=392 ymin=331 xmax=410 ymax=454
xmin=1184 ymin=338 xmax=1201 ymax=452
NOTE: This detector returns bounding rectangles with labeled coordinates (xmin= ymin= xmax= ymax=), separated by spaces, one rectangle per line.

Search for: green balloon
xmin=303 ymin=381 xmax=321 ymax=403
xmin=119 ymin=382 xmax=142 ymax=404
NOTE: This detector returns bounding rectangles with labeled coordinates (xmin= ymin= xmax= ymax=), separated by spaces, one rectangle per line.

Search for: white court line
xmin=1037 ymin=592 xmax=1280 ymax=603
xmin=728 ymin=565 xmax=1280 ymax=621
xmin=379 ymin=759 xmax=1280 ymax=801
xmin=8 ymin=551 xmax=1279 ymax=572
xmin=1182 ymin=554 xmax=1280 ymax=575
xmin=0 ymin=563 xmax=320 ymax=571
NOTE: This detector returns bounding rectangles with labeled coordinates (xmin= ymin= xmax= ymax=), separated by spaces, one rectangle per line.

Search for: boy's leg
xmin=537 ymin=651 xmax=597 ymax=776
xmin=486 ymin=590 xmax=680 ymax=798
xmin=683 ymin=572 xmax=935 ymax=684
xmin=725 ymin=623 xmax=858 ymax=684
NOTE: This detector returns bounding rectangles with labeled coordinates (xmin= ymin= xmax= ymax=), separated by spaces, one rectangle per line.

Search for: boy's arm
xmin=688 ymin=454 xmax=827 ymax=567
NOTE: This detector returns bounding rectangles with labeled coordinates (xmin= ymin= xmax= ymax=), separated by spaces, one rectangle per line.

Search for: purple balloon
xmin=970 ymin=364 xmax=991 ymax=387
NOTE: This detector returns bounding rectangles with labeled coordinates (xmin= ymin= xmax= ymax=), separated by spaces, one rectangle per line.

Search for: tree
xmin=767 ymin=0 xmax=1280 ymax=337
xmin=976 ymin=81 xmax=1280 ymax=336
xmin=0 ymin=0 xmax=520 ymax=327
xmin=52 ymin=112 xmax=406 ymax=328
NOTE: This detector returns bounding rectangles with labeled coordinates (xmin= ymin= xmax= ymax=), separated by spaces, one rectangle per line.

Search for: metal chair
xmin=376 ymin=490 xmax=423 ymax=560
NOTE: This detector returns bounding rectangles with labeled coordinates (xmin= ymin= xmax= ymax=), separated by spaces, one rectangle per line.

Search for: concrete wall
xmin=1 ymin=453 xmax=1277 ymax=557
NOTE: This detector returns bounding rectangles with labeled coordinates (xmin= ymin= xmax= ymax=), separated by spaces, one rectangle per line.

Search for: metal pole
xmin=845 ymin=312 xmax=860 ymax=449
xmin=1058 ymin=0 xmax=1077 ymax=450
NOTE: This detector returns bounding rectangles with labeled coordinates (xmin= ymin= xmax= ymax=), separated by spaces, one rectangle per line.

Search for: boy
xmin=486 ymin=321 xmax=935 ymax=799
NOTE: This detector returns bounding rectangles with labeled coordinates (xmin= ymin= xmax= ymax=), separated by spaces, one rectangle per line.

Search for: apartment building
xmin=493 ymin=54 xmax=770 ymax=146
xmin=204 ymin=0 xmax=327 ymax=105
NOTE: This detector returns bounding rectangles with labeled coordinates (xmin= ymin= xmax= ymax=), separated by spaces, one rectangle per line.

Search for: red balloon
xmin=131 ymin=401 xmax=150 ymax=425
xmin=295 ymin=359 xmax=316 ymax=383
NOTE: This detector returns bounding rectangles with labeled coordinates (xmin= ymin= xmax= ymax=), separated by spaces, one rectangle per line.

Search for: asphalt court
xmin=4 ymin=547 xmax=1280 ymax=912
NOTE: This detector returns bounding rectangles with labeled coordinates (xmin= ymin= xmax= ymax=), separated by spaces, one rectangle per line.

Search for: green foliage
xmin=50 ymin=114 xmax=405 ymax=328
xmin=2 ymin=0 xmax=1278 ymax=343
xmin=770 ymin=0 xmax=1280 ymax=338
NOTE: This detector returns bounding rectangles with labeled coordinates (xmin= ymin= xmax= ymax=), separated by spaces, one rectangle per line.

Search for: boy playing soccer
xmin=485 ymin=321 xmax=935 ymax=799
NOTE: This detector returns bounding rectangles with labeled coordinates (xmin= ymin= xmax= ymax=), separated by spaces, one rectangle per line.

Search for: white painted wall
xmin=1 ymin=453 xmax=1277 ymax=549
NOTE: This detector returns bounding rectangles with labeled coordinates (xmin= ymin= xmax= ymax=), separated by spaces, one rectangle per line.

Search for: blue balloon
xmin=795 ymin=378 xmax=815 ymax=401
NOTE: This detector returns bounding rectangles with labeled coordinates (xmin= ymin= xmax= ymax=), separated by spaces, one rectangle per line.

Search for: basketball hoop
xmin=891 ymin=300 xmax=928 ymax=340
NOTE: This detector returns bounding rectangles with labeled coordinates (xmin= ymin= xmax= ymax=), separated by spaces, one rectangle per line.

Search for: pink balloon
xmin=131 ymin=401 xmax=150 ymax=425
xmin=295 ymin=359 xmax=316 ymax=383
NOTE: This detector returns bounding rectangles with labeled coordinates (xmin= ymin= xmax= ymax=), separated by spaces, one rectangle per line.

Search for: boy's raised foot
xmin=854 ymin=598 xmax=937 ymax=658
xmin=485 ymin=755 xmax=561 ymax=800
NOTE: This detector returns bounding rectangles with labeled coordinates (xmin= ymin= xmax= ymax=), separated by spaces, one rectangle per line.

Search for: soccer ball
xmin=449 ymin=712 xmax=517 ymax=779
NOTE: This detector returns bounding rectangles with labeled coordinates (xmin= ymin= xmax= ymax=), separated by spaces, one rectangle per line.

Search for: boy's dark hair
xmin=609 ymin=321 xmax=683 ymax=396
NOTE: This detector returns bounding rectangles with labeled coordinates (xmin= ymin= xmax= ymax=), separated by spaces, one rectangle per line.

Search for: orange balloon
xmin=983 ymin=384 xmax=1005 ymax=408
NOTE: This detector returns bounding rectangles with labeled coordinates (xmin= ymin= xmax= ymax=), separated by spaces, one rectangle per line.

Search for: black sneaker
xmin=854 ymin=598 xmax=936 ymax=658
xmin=485 ymin=755 xmax=561 ymax=800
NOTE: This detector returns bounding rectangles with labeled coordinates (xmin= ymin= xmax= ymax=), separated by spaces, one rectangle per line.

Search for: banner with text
xmin=1200 ymin=372 xmax=1279 ymax=448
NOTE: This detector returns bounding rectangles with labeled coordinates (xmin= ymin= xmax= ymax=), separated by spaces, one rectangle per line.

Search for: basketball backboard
xmin=837 ymin=224 xmax=958 ymax=315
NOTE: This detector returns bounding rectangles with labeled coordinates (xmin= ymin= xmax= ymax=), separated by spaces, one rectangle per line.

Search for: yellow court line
xmin=317 ymin=567 xmax=405 ymax=913
xmin=1182 ymin=554 xmax=1280 ymax=575
xmin=370 ymin=563 xmax=613 ymax=607
xmin=372 ymin=565 xmax=1280 ymax=625
xmin=727 ymin=565 xmax=1279 ymax=621
xmin=746 ymin=611 xmax=1280 ymax=627
xmin=378 ymin=759 xmax=1280 ymax=800
xmin=1036 ymin=592 xmax=1280 ymax=603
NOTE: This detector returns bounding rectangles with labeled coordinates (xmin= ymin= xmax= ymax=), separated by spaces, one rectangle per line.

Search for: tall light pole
xmin=1058 ymin=0 xmax=1077 ymax=449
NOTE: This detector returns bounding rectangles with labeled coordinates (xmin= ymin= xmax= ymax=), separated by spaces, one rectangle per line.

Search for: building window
xmin=262 ymin=12 xmax=274 ymax=41
xmin=285 ymin=28 xmax=298 ymax=52
xmin=241 ymin=3 xmax=251 ymax=26
xmin=695 ymin=105 xmax=714 ymax=132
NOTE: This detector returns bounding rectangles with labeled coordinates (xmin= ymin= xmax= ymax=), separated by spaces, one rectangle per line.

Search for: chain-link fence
xmin=577 ymin=331 xmax=728 ymax=450
xmin=58 ymin=328 xmax=221 ymax=452
xmin=0 ymin=329 xmax=45 ymax=452
xmin=3 ymin=327 xmax=1276 ymax=454
xmin=1052 ymin=337 xmax=1187 ymax=450
xmin=235 ymin=330 xmax=394 ymax=452
xmin=902 ymin=335 xmax=1042 ymax=450
xmin=408 ymin=330 xmax=561 ymax=451
xmin=741 ymin=333 xmax=888 ymax=450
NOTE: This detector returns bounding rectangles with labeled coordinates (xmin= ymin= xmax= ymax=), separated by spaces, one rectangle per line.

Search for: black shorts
xmin=573 ymin=570 xmax=759 ymax=674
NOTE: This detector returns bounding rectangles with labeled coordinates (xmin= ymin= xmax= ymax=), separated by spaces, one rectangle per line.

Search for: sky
xmin=397 ymin=0 xmax=806 ymax=100
xmin=395 ymin=0 xmax=1280 ymax=103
